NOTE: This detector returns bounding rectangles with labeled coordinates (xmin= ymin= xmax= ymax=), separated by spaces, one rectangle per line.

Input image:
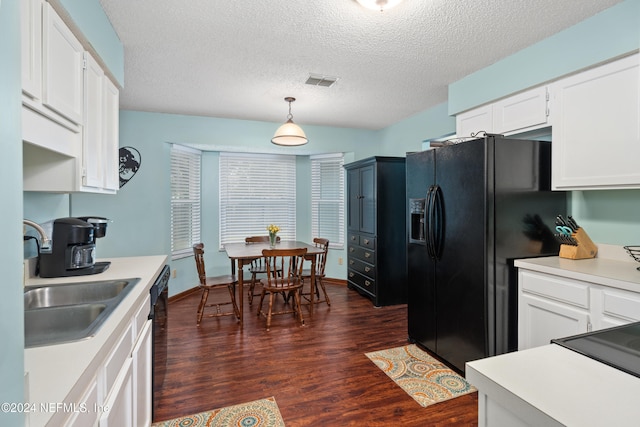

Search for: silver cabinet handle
xmin=349 ymin=260 xmax=354 ymax=265
xmin=364 ymin=252 xmax=371 ymax=258
xmin=351 ymin=235 xmax=357 ymax=241
xmin=349 ymin=247 xmax=355 ymax=252
xmin=364 ymin=266 xmax=371 ymax=272
xmin=349 ymin=272 xmax=354 ymax=278
xmin=363 ymin=239 xmax=369 ymax=244
xmin=365 ymin=280 xmax=371 ymax=287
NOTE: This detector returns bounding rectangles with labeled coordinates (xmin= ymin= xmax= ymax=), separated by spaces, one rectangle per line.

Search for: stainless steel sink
xmin=24 ymin=278 xmax=140 ymax=348
xmin=24 ymin=279 xmax=132 ymax=309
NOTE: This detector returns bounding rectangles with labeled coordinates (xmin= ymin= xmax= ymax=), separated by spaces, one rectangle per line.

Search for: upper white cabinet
xmin=42 ymin=2 xmax=84 ymax=125
xmin=456 ymin=86 xmax=550 ymax=138
xmin=21 ymin=0 xmax=120 ymax=194
xmin=550 ymin=53 xmax=640 ymax=190
xmin=21 ymin=0 xmax=42 ymax=100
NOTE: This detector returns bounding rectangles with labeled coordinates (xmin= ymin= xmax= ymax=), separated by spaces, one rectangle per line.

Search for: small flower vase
xmin=269 ymin=232 xmax=277 ymax=248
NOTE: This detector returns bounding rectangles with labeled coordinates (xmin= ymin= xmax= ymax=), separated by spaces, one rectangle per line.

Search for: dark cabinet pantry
xmin=345 ymin=156 xmax=407 ymax=306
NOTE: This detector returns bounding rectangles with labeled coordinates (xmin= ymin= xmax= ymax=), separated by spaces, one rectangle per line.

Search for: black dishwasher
xmin=149 ymin=265 xmax=169 ymax=419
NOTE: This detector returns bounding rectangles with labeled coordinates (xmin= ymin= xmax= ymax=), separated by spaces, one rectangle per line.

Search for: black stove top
xmin=552 ymin=321 xmax=640 ymax=378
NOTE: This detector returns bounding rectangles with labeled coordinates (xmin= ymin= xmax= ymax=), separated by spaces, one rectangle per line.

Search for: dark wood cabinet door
xmin=359 ymin=165 xmax=375 ymax=235
xmin=347 ymin=168 xmax=360 ymax=231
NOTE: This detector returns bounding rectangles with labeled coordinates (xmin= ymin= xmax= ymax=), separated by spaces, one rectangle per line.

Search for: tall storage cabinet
xmin=345 ymin=157 xmax=407 ymax=306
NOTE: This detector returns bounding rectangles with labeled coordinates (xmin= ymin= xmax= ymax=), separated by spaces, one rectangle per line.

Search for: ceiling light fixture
xmin=356 ymin=0 xmax=403 ymax=12
xmin=271 ymin=97 xmax=308 ymax=146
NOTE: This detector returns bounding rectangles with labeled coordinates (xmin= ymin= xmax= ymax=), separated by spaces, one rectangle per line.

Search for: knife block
xmin=559 ymin=228 xmax=598 ymax=260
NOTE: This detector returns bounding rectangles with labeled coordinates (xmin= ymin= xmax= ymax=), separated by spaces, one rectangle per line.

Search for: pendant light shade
xmin=356 ymin=0 xmax=403 ymax=12
xmin=271 ymin=97 xmax=308 ymax=146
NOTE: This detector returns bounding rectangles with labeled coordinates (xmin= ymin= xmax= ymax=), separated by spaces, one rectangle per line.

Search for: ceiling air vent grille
xmin=305 ymin=74 xmax=338 ymax=87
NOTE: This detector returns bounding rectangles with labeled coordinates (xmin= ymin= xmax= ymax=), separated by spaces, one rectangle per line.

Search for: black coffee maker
xmin=39 ymin=217 xmax=111 ymax=278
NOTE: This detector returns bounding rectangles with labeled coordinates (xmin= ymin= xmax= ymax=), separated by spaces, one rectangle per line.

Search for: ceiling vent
xmin=305 ymin=74 xmax=338 ymax=87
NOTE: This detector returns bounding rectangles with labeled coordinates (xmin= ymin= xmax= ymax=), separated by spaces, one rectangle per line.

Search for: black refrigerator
xmin=406 ymin=135 xmax=566 ymax=373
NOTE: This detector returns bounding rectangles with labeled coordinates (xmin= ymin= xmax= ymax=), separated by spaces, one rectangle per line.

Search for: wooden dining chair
xmin=193 ymin=243 xmax=240 ymax=326
xmin=301 ymin=238 xmax=331 ymax=307
xmin=245 ymin=235 xmax=280 ymax=304
xmin=257 ymin=247 xmax=307 ymax=331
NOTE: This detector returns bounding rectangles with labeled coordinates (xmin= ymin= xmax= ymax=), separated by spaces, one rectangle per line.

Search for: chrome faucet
xmin=23 ymin=219 xmax=52 ymax=253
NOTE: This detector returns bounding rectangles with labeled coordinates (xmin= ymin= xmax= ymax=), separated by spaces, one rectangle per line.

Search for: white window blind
xmin=170 ymin=144 xmax=201 ymax=260
xmin=311 ymin=153 xmax=345 ymax=249
xmin=219 ymin=152 xmax=296 ymax=247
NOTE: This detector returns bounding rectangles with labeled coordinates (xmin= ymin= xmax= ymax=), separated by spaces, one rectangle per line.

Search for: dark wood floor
xmin=154 ymin=282 xmax=478 ymax=426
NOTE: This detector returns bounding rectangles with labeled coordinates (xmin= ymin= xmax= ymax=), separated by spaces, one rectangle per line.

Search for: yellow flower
xmin=267 ymin=224 xmax=280 ymax=234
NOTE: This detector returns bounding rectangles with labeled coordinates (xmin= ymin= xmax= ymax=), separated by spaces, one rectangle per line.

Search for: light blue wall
xmin=378 ymin=102 xmax=456 ymax=156
xmin=58 ymin=0 xmax=124 ymax=85
xmin=1 ymin=0 xmax=26 ymax=424
xmin=70 ymin=111 xmax=381 ymax=296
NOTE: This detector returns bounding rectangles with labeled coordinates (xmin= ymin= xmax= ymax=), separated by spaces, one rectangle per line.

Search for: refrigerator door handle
xmin=432 ymin=185 xmax=444 ymax=260
xmin=426 ymin=185 xmax=437 ymax=259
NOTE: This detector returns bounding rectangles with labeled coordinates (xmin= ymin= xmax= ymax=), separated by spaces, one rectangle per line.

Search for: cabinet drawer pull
xmin=365 ymin=280 xmax=371 ymax=287
xmin=349 ymin=272 xmax=354 ymax=278
xmin=349 ymin=260 xmax=354 ymax=265
xmin=364 ymin=266 xmax=371 ymax=272
xmin=364 ymin=252 xmax=371 ymax=258
xmin=349 ymin=247 xmax=355 ymax=252
xmin=351 ymin=235 xmax=356 ymax=241
xmin=363 ymin=239 xmax=369 ymax=245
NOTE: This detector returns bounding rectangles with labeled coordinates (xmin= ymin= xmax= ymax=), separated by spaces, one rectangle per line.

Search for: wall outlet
xmin=338 ymin=257 xmax=343 ymax=265
xmin=172 ymin=269 xmax=177 ymax=278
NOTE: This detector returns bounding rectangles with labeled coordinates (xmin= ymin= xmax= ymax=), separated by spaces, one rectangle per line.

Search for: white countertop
xmin=24 ymin=255 xmax=168 ymax=427
xmin=514 ymin=249 xmax=640 ymax=293
xmin=466 ymin=344 xmax=640 ymax=427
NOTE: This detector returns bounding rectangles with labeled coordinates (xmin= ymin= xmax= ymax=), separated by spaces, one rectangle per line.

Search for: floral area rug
xmin=365 ymin=344 xmax=476 ymax=407
xmin=151 ymin=396 xmax=285 ymax=427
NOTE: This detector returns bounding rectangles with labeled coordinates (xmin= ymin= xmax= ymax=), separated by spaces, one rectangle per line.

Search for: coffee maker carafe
xmin=39 ymin=217 xmax=110 ymax=278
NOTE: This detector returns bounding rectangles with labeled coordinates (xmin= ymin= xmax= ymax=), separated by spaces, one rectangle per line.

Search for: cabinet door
xmin=103 ymin=78 xmax=120 ymax=191
xmin=519 ymin=294 xmax=590 ymax=350
xmin=595 ymin=287 xmax=640 ymax=330
xmin=493 ymin=86 xmax=548 ymax=134
xmin=551 ymin=53 xmax=640 ymax=190
xmin=347 ymin=168 xmax=360 ymax=231
xmin=83 ymin=52 xmax=104 ymax=189
xmin=100 ymin=358 xmax=133 ymax=427
xmin=456 ymin=105 xmax=492 ymax=138
xmin=42 ymin=3 xmax=84 ymax=124
xmin=133 ymin=320 xmax=152 ymax=427
xmin=359 ymin=165 xmax=375 ymax=234
xmin=21 ymin=0 xmax=42 ymax=99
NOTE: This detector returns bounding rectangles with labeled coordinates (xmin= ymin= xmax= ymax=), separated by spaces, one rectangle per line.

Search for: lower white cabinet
xmin=518 ymin=268 xmax=640 ymax=350
xmin=100 ymin=359 xmax=133 ymax=427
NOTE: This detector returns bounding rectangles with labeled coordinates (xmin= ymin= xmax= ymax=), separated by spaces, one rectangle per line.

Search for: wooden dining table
xmin=223 ymin=240 xmax=324 ymax=326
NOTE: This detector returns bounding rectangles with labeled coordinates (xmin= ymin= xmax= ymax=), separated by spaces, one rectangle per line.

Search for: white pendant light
xmin=271 ymin=97 xmax=308 ymax=146
xmin=356 ymin=0 xmax=403 ymax=12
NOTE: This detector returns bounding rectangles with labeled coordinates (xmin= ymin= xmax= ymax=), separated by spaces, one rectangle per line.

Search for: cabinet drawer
xmin=348 ymin=257 xmax=375 ymax=279
xmin=520 ymin=270 xmax=589 ymax=309
xmin=359 ymin=236 xmax=375 ymax=250
xmin=601 ymin=288 xmax=640 ymax=322
xmin=348 ymin=269 xmax=376 ymax=295
xmin=348 ymin=245 xmax=375 ymax=264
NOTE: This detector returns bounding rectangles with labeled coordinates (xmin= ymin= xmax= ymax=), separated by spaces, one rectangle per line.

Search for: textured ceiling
xmin=99 ymin=0 xmax=623 ymax=130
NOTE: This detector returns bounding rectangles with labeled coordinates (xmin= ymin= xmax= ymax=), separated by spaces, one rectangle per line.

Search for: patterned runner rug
xmin=151 ymin=396 xmax=285 ymax=427
xmin=365 ymin=344 xmax=476 ymax=407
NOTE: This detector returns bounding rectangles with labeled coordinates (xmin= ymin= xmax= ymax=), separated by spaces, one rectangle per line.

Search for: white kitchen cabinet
xmin=65 ymin=379 xmax=99 ymax=427
xmin=100 ymin=359 xmax=133 ymax=427
xmin=42 ymin=2 xmax=84 ymax=125
xmin=519 ymin=267 xmax=640 ymax=350
xmin=455 ymin=86 xmax=550 ymax=138
xmin=551 ymin=53 xmax=640 ymax=190
xmin=133 ymin=320 xmax=152 ymax=427
xmin=82 ymin=53 xmax=119 ymax=193
xmin=21 ymin=0 xmax=42 ymax=100
xmin=21 ymin=1 xmax=120 ymax=194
